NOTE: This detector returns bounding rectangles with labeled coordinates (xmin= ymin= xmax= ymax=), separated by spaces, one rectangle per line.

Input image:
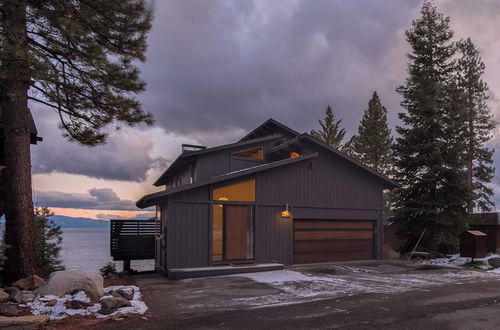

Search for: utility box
xmin=460 ymin=231 xmax=487 ymax=259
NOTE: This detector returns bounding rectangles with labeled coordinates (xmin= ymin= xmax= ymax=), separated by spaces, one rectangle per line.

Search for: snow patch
xmin=27 ymin=285 xmax=148 ymax=320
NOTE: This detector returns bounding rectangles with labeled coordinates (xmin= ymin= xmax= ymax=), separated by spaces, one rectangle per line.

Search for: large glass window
xmin=232 ymin=147 xmax=263 ymax=160
xmin=212 ymin=180 xmax=255 ymax=261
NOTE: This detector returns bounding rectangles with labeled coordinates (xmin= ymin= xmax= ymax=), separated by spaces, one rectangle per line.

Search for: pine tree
xmin=34 ymin=207 xmax=64 ymax=277
xmin=393 ymin=1 xmax=468 ymax=254
xmin=349 ymin=92 xmax=393 ymax=176
xmin=311 ymin=105 xmax=346 ymax=149
xmin=456 ymin=38 xmax=495 ymax=212
xmin=0 ymin=0 xmax=152 ymax=282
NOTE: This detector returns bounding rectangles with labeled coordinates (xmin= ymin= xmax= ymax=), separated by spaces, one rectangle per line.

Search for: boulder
xmin=0 ymin=303 xmax=19 ymax=317
xmin=4 ymin=288 xmax=23 ymax=304
xmin=45 ymin=299 xmax=58 ymax=307
xmin=21 ymin=293 xmax=35 ymax=304
xmin=116 ymin=288 xmax=135 ymax=300
xmin=0 ymin=315 xmax=49 ymax=329
xmin=35 ymin=270 xmax=103 ymax=303
xmin=65 ymin=299 xmax=91 ymax=310
xmin=12 ymin=275 xmax=45 ymax=291
xmin=488 ymin=257 xmax=500 ymax=268
xmin=0 ymin=289 xmax=9 ymax=303
xmin=99 ymin=297 xmax=131 ymax=315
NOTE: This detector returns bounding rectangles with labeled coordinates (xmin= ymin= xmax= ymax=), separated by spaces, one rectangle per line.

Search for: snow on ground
xmin=25 ymin=285 xmax=147 ymax=320
xmin=223 ymin=265 xmax=498 ymax=308
xmin=422 ymin=253 xmax=500 ymax=270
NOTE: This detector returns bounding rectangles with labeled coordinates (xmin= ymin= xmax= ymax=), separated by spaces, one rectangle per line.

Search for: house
xmin=469 ymin=212 xmax=500 ymax=253
xmin=137 ymin=119 xmax=397 ymax=277
xmin=0 ymin=107 xmax=42 ymax=217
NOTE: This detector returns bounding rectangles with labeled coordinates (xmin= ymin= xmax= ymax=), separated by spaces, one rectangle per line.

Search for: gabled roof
xmin=153 ymin=134 xmax=281 ymax=186
xmin=238 ymin=118 xmax=300 ymax=142
xmin=138 ymin=153 xmax=319 ymax=208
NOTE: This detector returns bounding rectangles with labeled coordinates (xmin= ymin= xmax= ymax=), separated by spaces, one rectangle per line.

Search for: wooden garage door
xmin=293 ymin=220 xmax=374 ymax=264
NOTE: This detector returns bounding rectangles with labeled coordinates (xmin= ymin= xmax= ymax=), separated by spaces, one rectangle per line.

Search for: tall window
xmin=232 ymin=147 xmax=263 ymax=160
xmin=212 ymin=179 xmax=255 ymax=261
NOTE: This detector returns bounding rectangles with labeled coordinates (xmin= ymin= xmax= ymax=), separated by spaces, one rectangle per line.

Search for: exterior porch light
xmin=281 ymin=203 xmax=291 ymax=218
xmin=217 ymin=196 xmax=228 ymax=208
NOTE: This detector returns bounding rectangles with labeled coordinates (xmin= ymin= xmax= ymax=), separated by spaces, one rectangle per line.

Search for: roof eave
xmin=137 ymin=153 xmax=319 ymax=208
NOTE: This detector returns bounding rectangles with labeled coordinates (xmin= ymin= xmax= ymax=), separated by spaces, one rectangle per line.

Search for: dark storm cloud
xmin=31 ymin=108 xmax=167 ymax=182
xmin=35 ymin=188 xmax=138 ymax=210
xmin=139 ymin=0 xmax=421 ymax=141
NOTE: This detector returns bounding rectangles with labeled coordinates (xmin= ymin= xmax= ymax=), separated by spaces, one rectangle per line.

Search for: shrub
xmin=100 ymin=262 xmax=118 ymax=278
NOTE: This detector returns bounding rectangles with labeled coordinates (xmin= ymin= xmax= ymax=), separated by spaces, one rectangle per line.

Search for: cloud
xmin=138 ymin=0 xmax=421 ymax=139
xmin=31 ymin=109 xmax=167 ymax=182
xmin=35 ymin=188 xmax=139 ymax=210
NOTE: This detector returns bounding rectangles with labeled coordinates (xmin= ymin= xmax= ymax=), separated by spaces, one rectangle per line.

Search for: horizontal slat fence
xmin=110 ymin=220 xmax=156 ymax=260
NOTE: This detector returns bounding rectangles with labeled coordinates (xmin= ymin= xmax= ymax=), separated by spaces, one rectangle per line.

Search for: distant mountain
xmin=49 ymin=215 xmax=110 ymax=229
xmin=0 ymin=215 xmax=109 ymax=229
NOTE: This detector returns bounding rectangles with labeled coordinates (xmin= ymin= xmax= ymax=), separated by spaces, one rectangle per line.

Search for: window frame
xmin=231 ymin=146 xmax=264 ymax=161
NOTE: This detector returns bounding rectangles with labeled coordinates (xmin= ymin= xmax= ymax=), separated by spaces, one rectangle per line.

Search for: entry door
xmin=224 ymin=205 xmax=254 ymax=260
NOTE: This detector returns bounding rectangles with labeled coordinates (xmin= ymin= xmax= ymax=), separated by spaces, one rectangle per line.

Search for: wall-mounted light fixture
xmin=290 ymin=152 xmax=300 ymax=158
xmin=281 ymin=203 xmax=291 ymax=218
xmin=217 ymin=197 xmax=228 ymax=208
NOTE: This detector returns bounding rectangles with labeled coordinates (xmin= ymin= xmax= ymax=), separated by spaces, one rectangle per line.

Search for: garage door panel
xmin=294 ymin=239 xmax=373 ymax=253
xmin=293 ymin=219 xmax=375 ymax=264
xmin=294 ymin=230 xmax=373 ymax=240
xmin=294 ymin=221 xmax=373 ymax=230
xmin=294 ymin=250 xmax=374 ymax=264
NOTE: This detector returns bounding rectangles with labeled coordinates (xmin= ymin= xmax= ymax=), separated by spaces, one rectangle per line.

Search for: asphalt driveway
xmin=98 ymin=261 xmax=500 ymax=329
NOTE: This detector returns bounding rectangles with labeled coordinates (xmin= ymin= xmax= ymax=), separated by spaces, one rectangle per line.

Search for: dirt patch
xmin=103 ymin=277 xmax=136 ymax=287
xmin=41 ymin=313 xmax=146 ymax=330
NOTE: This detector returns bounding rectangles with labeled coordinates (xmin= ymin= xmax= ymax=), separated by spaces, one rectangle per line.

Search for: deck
xmin=110 ymin=219 xmax=156 ymax=270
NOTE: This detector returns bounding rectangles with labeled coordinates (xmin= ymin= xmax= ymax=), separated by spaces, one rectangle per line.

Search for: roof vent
xmin=182 ymin=144 xmax=207 ymax=153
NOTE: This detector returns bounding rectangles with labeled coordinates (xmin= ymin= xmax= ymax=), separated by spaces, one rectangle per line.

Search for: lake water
xmin=61 ymin=228 xmax=154 ymax=273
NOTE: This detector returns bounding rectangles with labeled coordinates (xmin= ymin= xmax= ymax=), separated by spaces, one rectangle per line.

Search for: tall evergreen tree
xmin=349 ymin=92 xmax=393 ymax=176
xmin=311 ymin=105 xmax=346 ymax=149
xmin=456 ymin=38 xmax=495 ymax=212
xmin=393 ymin=1 xmax=468 ymax=254
xmin=34 ymin=207 xmax=64 ymax=277
xmin=1 ymin=0 xmax=152 ymax=282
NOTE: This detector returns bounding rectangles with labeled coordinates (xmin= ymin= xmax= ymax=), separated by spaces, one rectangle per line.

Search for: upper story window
xmin=232 ymin=147 xmax=263 ymax=160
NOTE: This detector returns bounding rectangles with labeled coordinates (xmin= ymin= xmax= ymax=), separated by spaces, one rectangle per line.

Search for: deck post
xmin=123 ymin=259 xmax=131 ymax=272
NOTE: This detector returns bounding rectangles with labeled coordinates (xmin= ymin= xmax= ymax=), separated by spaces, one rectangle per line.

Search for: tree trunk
xmin=1 ymin=0 xmax=36 ymax=283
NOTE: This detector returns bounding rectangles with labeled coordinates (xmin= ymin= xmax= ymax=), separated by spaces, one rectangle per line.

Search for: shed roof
xmin=137 ymin=153 xmax=318 ymax=208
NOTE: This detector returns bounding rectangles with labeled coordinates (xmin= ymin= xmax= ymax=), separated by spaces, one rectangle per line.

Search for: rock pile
xmin=0 ymin=270 xmax=147 ymax=325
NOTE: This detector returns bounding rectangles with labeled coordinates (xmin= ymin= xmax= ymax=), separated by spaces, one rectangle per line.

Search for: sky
xmin=30 ymin=0 xmax=500 ymax=219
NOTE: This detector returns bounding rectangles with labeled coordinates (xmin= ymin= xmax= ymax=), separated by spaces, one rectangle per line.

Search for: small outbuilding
xmin=469 ymin=212 xmax=500 ymax=253
xmin=137 ymin=119 xmax=398 ymax=277
xmin=460 ymin=231 xmax=487 ymax=260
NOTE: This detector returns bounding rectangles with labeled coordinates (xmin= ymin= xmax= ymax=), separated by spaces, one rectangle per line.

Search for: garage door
xmin=293 ymin=220 xmax=374 ymax=264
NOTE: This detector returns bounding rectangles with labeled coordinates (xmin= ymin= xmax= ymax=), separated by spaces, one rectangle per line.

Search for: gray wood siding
xmin=256 ymin=152 xmax=383 ymax=209
xmin=196 ymin=140 xmax=279 ymax=181
xmin=255 ymin=206 xmax=292 ymax=265
xmin=196 ymin=150 xmax=231 ymax=181
xmin=167 ymin=200 xmax=210 ymax=269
